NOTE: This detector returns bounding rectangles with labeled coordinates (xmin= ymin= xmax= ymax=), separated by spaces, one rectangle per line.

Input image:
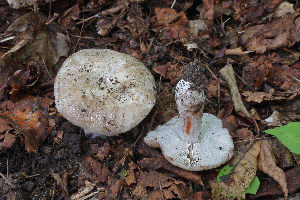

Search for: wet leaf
xmin=265 ymin=122 xmax=300 ymax=154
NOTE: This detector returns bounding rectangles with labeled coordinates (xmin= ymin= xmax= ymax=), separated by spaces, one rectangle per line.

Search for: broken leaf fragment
xmin=265 ymin=122 xmax=300 ymax=154
xmin=152 ymin=7 xmax=189 ymax=40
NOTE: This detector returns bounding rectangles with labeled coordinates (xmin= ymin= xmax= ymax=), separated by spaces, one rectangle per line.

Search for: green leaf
xmin=265 ymin=122 xmax=300 ymax=154
xmin=244 ymin=176 xmax=260 ymax=194
xmin=217 ymin=165 xmax=234 ymax=182
xmin=120 ymin=168 xmax=129 ymax=180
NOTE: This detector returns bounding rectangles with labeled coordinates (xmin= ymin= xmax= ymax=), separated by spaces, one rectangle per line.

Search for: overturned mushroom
xmin=144 ymin=77 xmax=234 ymax=171
xmin=54 ymin=49 xmax=156 ymax=136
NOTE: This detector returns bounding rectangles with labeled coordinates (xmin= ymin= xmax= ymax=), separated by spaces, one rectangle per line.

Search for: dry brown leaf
xmin=0 ymin=132 xmax=16 ymax=148
xmin=258 ymin=140 xmax=288 ymax=199
xmin=242 ymin=89 xmax=286 ymax=103
xmin=203 ymin=0 xmax=214 ymax=31
xmin=132 ymin=170 xmax=188 ymax=199
xmin=153 ymin=62 xmax=181 ymax=85
xmin=124 ymin=162 xmax=136 ymax=186
xmin=58 ymin=4 xmax=80 ymax=30
xmin=233 ymin=0 xmax=245 ymax=20
xmin=210 ymin=140 xmax=261 ymax=199
xmin=240 ymin=11 xmax=300 ymax=53
xmin=104 ymin=175 xmax=121 ymax=199
xmin=152 ymin=7 xmax=189 ymax=40
xmin=86 ymin=156 xmax=110 ymax=183
xmin=249 ymin=165 xmax=300 ymax=199
xmin=242 ymin=54 xmax=275 ymax=91
xmin=95 ymin=142 xmax=110 ymax=161
xmin=0 ymin=117 xmax=13 ymax=133
xmin=236 ymin=128 xmax=254 ymax=140
xmin=219 ymin=63 xmax=252 ymax=118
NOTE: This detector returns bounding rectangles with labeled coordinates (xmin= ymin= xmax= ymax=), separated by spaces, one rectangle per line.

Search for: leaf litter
xmin=1 ymin=0 xmax=300 ymax=199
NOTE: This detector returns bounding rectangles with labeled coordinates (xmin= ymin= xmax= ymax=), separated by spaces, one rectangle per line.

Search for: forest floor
xmin=0 ymin=0 xmax=300 ymax=199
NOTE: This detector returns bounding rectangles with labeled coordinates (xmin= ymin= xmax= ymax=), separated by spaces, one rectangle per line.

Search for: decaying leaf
xmin=132 ymin=170 xmax=188 ymax=199
xmin=210 ymin=140 xmax=261 ymax=199
xmin=219 ymin=63 xmax=252 ymax=118
xmin=202 ymin=0 xmax=214 ymax=32
xmin=242 ymin=54 xmax=275 ymax=91
xmin=240 ymin=11 xmax=300 ymax=53
xmin=0 ymin=132 xmax=16 ymax=149
xmin=152 ymin=62 xmax=181 ymax=85
xmin=0 ymin=9 xmax=69 ymax=87
xmin=258 ymin=140 xmax=288 ymax=199
xmin=152 ymin=7 xmax=189 ymax=40
xmin=86 ymin=156 xmax=110 ymax=183
xmin=124 ymin=162 xmax=136 ymax=186
xmin=0 ymin=95 xmax=54 ymax=152
xmin=249 ymin=165 xmax=300 ymax=199
xmin=242 ymin=89 xmax=286 ymax=103
xmin=58 ymin=4 xmax=80 ymax=30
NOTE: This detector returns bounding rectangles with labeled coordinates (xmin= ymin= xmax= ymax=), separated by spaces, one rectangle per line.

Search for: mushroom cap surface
xmin=54 ymin=49 xmax=156 ymax=136
xmin=144 ymin=113 xmax=234 ymax=171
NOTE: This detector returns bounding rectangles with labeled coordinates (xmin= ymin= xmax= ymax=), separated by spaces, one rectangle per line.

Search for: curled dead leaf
xmin=258 ymin=140 xmax=288 ymax=199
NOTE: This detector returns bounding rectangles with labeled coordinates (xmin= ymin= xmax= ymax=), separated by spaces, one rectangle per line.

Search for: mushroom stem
xmin=178 ymin=106 xmax=204 ymax=143
xmin=175 ymin=80 xmax=205 ymax=143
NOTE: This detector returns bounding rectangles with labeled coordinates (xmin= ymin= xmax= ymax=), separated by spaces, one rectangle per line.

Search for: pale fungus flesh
xmin=54 ymin=49 xmax=156 ymax=136
xmin=144 ymin=79 xmax=234 ymax=171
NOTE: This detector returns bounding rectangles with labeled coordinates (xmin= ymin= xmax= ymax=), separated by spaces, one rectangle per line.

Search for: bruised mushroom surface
xmin=54 ymin=49 xmax=156 ymax=136
xmin=144 ymin=79 xmax=234 ymax=171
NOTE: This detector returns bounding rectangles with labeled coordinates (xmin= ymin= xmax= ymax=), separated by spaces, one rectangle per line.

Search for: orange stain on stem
xmin=186 ymin=117 xmax=191 ymax=135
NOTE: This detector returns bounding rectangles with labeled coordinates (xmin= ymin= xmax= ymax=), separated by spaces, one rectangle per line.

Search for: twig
xmin=170 ymin=0 xmax=176 ymax=9
xmin=46 ymin=13 xmax=59 ymax=25
xmin=0 ymin=70 xmax=22 ymax=91
xmin=0 ymin=172 xmax=15 ymax=188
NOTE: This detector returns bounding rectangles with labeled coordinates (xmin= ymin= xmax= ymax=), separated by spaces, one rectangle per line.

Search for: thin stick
xmin=0 ymin=172 xmax=14 ymax=188
xmin=0 ymin=70 xmax=22 ymax=91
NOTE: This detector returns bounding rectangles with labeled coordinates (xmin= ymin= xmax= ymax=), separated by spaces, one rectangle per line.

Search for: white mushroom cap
xmin=144 ymin=113 xmax=234 ymax=171
xmin=54 ymin=49 xmax=156 ymax=136
xmin=144 ymin=79 xmax=234 ymax=171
